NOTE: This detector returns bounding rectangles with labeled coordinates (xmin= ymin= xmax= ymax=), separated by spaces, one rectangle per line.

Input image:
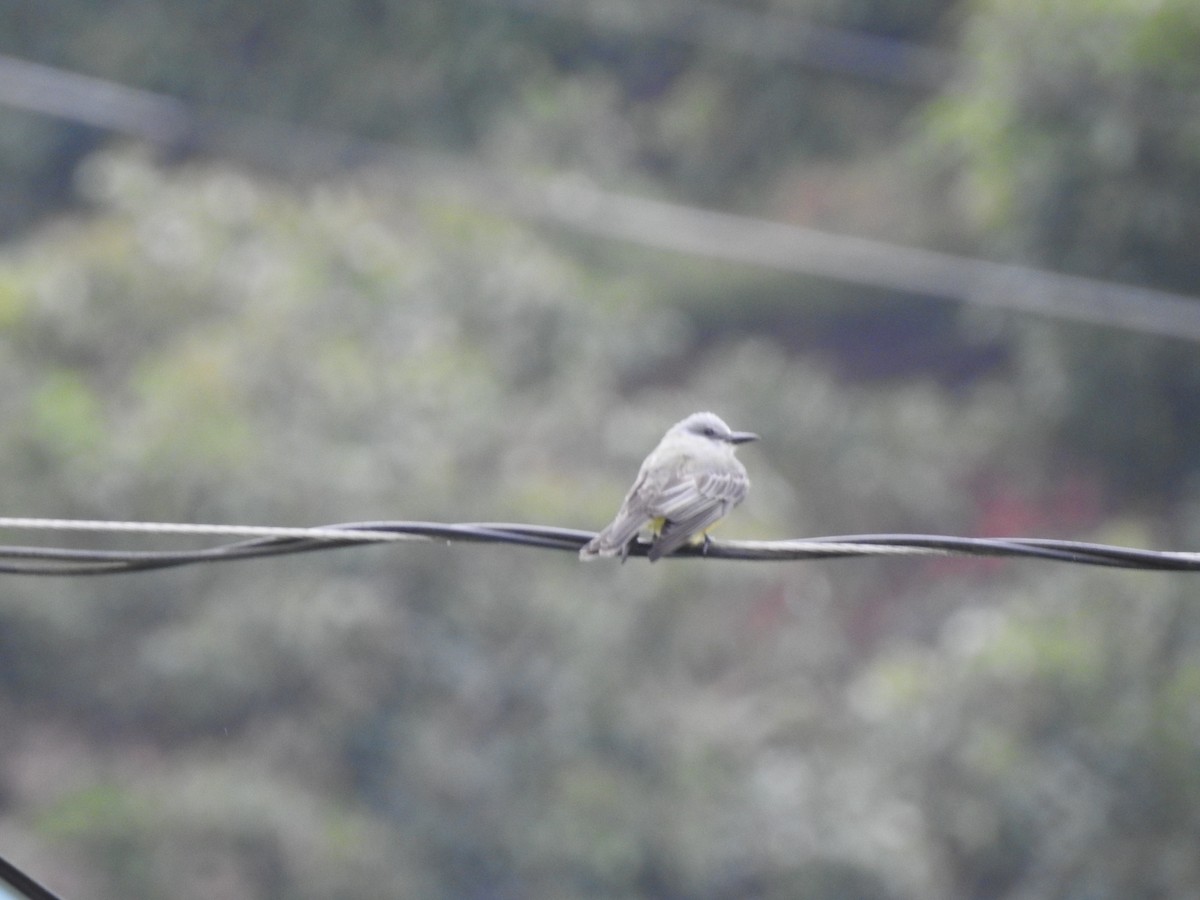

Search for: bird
xmin=580 ymin=411 xmax=758 ymax=562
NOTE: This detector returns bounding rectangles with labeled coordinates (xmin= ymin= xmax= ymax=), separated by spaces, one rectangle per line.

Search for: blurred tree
xmin=0 ymin=148 xmax=1092 ymax=899
xmin=3 ymin=0 xmax=1200 ymax=894
xmin=0 ymin=0 xmax=955 ymax=234
xmin=882 ymin=567 xmax=1200 ymax=897
xmin=918 ymin=0 xmax=1200 ymax=499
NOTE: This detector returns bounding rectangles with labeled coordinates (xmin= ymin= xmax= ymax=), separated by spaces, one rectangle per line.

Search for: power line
xmin=1 ymin=517 xmax=1198 ymax=576
xmin=0 ymin=853 xmax=62 ymax=900
xmin=0 ymin=55 xmax=192 ymax=144
xmin=508 ymin=180 xmax=1200 ymax=342
xmin=2 ymin=53 xmax=1200 ymax=341
xmin=0 ymin=517 xmax=420 ymax=543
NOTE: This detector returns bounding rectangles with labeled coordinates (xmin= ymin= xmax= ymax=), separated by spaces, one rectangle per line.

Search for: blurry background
xmin=2 ymin=1 xmax=1200 ymax=897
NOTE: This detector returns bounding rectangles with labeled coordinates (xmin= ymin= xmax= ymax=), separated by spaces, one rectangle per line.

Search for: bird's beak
xmin=729 ymin=431 xmax=759 ymax=444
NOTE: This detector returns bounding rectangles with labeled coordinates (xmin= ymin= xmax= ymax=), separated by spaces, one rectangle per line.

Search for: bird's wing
xmin=579 ymin=465 xmax=662 ymax=556
xmin=647 ymin=467 xmax=749 ymax=561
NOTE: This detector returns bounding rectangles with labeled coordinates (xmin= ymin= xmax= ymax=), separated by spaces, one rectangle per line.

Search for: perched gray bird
xmin=580 ymin=411 xmax=758 ymax=562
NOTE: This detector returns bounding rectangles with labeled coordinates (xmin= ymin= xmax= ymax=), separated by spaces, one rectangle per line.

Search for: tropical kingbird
xmin=580 ymin=411 xmax=758 ymax=562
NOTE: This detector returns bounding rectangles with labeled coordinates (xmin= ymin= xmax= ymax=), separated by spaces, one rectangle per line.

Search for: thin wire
xmin=1 ymin=517 xmax=1199 ymax=576
xmin=0 ymin=852 xmax=63 ymax=900
xmin=515 ymin=183 xmax=1200 ymax=343
xmin=3 ymin=51 xmax=1200 ymax=342
xmin=0 ymin=517 xmax=419 ymax=542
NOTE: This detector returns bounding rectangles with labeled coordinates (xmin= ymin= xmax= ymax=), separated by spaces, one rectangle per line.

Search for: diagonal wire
xmin=3 ymin=51 xmax=1200 ymax=342
xmin=0 ymin=852 xmax=62 ymax=900
xmin=1 ymin=517 xmax=1199 ymax=575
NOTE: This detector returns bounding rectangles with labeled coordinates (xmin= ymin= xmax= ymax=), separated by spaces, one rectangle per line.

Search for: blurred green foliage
xmin=1 ymin=1 xmax=1200 ymax=898
xmin=0 ymin=0 xmax=950 ymax=233
xmin=918 ymin=0 xmax=1200 ymax=496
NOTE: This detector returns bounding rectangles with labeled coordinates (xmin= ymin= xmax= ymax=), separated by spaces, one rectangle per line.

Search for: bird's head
xmin=671 ymin=411 xmax=759 ymax=448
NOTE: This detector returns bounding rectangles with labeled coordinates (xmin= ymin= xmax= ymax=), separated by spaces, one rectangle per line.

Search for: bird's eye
xmin=703 ymin=427 xmax=717 ymax=437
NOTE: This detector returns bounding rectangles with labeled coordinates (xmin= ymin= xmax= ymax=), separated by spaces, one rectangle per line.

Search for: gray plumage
xmin=580 ymin=411 xmax=757 ymax=562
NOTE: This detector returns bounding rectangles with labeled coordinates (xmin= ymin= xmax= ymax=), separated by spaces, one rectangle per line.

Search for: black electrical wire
xmin=0 ymin=853 xmax=63 ymax=900
xmin=1 ymin=521 xmax=1199 ymax=576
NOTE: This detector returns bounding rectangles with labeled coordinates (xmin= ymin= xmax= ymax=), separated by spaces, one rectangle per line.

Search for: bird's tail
xmin=579 ymin=511 xmax=646 ymax=561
